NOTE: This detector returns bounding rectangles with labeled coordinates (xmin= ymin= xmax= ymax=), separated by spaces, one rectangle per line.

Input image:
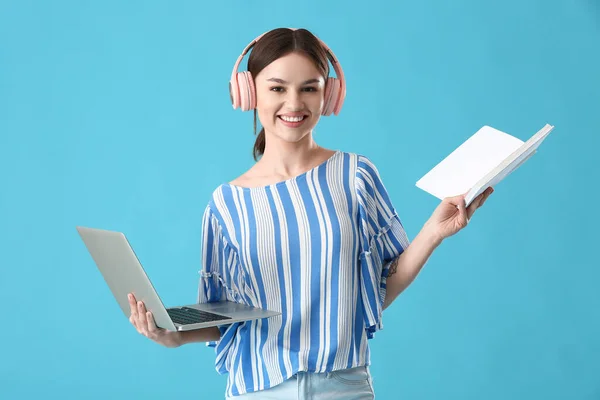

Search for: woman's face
xmin=254 ymin=52 xmax=326 ymax=146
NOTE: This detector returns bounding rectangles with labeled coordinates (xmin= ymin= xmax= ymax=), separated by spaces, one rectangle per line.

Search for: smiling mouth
xmin=278 ymin=115 xmax=308 ymax=123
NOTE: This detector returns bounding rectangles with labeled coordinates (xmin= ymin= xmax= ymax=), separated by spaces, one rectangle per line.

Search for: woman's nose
xmin=285 ymin=91 xmax=303 ymax=109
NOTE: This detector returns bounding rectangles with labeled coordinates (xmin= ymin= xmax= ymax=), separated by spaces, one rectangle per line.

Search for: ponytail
xmin=253 ymin=110 xmax=265 ymax=161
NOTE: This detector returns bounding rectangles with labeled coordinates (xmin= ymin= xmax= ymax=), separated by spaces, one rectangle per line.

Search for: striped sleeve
xmin=197 ymin=204 xmax=239 ymax=349
xmin=355 ymin=155 xmax=410 ymax=339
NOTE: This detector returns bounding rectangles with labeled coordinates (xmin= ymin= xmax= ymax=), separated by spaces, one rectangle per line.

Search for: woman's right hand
xmin=128 ymin=293 xmax=182 ymax=348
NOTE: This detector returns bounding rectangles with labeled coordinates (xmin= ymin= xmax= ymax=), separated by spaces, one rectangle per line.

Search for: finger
xmin=146 ymin=311 xmax=158 ymax=333
xmin=480 ymin=187 xmax=494 ymax=207
xmin=128 ymin=294 xmax=139 ymax=328
xmin=455 ymin=196 xmax=469 ymax=226
xmin=467 ymin=192 xmax=486 ymax=219
xmin=129 ymin=314 xmax=138 ymax=330
xmin=445 ymin=193 xmax=467 ymax=212
xmin=471 ymin=187 xmax=493 ymax=215
xmin=447 ymin=193 xmax=466 ymax=205
xmin=466 ymin=197 xmax=480 ymax=220
xmin=128 ymin=293 xmax=137 ymax=316
xmin=138 ymin=301 xmax=148 ymax=333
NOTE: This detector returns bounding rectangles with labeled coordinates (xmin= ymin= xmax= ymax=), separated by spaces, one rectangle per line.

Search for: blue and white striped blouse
xmin=197 ymin=150 xmax=410 ymax=397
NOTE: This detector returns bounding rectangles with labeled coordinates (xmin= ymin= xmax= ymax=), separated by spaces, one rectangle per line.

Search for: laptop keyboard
xmin=167 ymin=307 xmax=232 ymax=325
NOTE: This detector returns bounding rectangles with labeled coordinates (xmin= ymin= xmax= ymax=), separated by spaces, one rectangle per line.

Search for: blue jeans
xmin=226 ymin=366 xmax=375 ymax=399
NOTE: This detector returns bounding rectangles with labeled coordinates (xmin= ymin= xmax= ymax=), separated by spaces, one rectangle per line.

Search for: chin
xmin=273 ymin=129 xmax=312 ymax=144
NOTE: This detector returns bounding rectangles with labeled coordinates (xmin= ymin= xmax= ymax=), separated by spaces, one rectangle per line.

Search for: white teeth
xmin=280 ymin=115 xmax=305 ymax=122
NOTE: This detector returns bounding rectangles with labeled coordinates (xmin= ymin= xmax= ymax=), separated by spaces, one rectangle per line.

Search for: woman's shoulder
xmin=227 ymin=168 xmax=262 ymax=188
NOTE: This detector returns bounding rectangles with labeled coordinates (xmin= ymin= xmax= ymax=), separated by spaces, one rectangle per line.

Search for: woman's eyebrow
xmin=267 ymin=78 xmax=321 ymax=85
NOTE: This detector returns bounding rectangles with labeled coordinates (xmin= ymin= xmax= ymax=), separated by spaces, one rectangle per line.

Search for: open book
xmin=416 ymin=123 xmax=554 ymax=207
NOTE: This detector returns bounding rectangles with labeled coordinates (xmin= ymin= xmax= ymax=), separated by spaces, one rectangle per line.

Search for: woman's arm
xmin=382 ymin=221 xmax=441 ymax=310
xmin=176 ymin=326 xmax=222 ymax=346
xmin=383 ymin=187 xmax=494 ymax=310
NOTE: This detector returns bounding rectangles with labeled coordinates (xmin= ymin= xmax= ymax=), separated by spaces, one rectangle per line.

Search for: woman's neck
xmin=257 ymin=135 xmax=325 ymax=179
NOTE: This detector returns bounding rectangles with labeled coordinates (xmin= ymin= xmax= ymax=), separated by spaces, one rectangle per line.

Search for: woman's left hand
xmin=425 ymin=186 xmax=494 ymax=242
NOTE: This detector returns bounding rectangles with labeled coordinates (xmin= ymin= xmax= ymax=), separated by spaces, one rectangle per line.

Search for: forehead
xmin=256 ymin=52 xmax=325 ymax=83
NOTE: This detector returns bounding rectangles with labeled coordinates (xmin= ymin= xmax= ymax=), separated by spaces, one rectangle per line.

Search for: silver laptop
xmin=76 ymin=226 xmax=281 ymax=332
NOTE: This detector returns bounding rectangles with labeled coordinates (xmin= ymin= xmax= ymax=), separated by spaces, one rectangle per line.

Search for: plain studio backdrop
xmin=1 ymin=1 xmax=599 ymax=399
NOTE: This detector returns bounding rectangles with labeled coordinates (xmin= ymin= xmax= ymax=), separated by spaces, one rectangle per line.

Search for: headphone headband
xmin=229 ymin=28 xmax=346 ymax=116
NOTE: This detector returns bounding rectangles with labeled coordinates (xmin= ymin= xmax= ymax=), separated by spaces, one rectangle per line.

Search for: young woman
xmin=127 ymin=27 xmax=493 ymax=399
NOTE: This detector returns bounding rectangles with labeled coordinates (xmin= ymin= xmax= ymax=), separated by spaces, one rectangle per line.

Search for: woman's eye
xmin=269 ymin=86 xmax=318 ymax=93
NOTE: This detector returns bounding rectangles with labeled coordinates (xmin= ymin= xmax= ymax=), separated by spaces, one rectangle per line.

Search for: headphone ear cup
xmin=231 ymin=72 xmax=256 ymax=111
xmin=246 ymin=71 xmax=256 ymax=110
xmin=322 ymin=78 xmax=333 ymax=116
xmin=238 ymin=72 xmax=249 ymax=111
xmin=322 ymin=77 xmax=340 ymax=116
xmin=238 ymin=71 xmax=257 ymax=111
xmin=229 ymin=76 xmax=240 ymax=109
xmin=333 ymin=77 xmax=345 ymax=115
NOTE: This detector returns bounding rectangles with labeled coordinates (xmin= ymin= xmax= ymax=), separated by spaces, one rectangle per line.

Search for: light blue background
xmin=1 ymin=0 xmax=599 ymax=399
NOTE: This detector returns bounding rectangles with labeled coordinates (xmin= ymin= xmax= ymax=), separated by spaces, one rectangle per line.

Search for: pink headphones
xmin=229 ymin=29 xmax=346 ymax=116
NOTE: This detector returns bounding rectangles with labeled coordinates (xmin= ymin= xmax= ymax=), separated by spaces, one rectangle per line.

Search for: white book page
xmin=416 ymin=126 xmax=524 ymax=201
xmin=463 ymin=124 xmax=553 ymax=206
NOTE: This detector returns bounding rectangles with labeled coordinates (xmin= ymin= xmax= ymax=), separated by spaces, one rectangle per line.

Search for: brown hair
xmin=247 ymin=28 xmax=330 ymax=161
